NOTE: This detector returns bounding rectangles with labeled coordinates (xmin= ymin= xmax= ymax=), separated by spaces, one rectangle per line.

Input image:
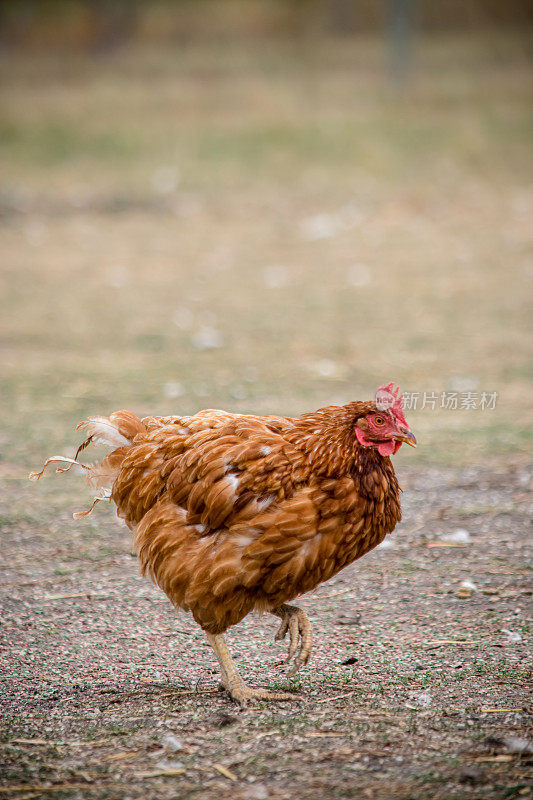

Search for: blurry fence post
xmin=387 ymin=0 xmax=415 ymax=91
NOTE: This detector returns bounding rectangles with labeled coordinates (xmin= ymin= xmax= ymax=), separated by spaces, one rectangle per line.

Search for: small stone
xmin=209 ymin=711 xmax=238 ymax=728
xmin=155 ymin=758 xmax=184 ymax=770
xmin=500 ymin=628 xmax=523 ymax=643
xmin=445 ymin=529 xmax=471 ymax=544
xmin=407 ymin=691 xmax=431 ymax=709
xmin=336 ymin=613 xmax=361 ymax=626
xmin=245 ymin=785 xmax=269 ymax=800
xmin=457 ymin=580 xmax=477 ymax=598
xmin=460 ymin=765 xmax=483 ymax=784
xmin=502 ymin=736 xmax=533 ymax=754
xmin=161 ymin=733 xmax=183 ymax=753
xmin=376 ymin=537 xmax=394 ymax=550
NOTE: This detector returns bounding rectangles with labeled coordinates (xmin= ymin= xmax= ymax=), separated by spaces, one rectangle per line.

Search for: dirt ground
xmin=0 ymin=30 xmax=532 ymax=799
xmin=1 ymin=460 xmax=531 ymax=799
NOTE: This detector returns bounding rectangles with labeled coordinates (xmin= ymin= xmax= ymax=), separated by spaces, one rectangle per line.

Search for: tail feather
xmin=29 ymin=455 xmax=91 ymax=481
xmin=30 ymin=410 xmax=146 ymax=519
xmin=77 ymin=410 xmax=146 ymax=449
xmin=73 ymin=488 xmax=112 ymax=519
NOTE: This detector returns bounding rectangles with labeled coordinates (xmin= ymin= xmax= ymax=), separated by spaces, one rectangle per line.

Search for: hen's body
xmin=31 ymin=392 xmax=413 ymax=705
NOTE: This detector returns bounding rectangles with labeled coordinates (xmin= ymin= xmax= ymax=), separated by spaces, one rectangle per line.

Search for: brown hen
xmin=30 ymin=383 xmax=416 ymax=705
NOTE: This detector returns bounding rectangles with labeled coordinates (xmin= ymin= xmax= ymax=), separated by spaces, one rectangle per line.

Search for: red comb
xmin=376 ymin=382 xmax=408 ymax=427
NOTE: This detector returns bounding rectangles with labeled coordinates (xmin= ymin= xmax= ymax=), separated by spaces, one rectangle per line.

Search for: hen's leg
xmin=271 ymin=604 xmax=312 ymax=675
xmin=206 ymin=632 xmax=300 ymax=707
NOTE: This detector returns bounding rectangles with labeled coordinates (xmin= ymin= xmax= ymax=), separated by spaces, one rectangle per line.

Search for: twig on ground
xmin=102 ymin=750 xmax=140 ymax=762
xmin=134 ymin=768 xmax=186 ymax=778
xmin=213 ymin=763 xmax=238 ymax=781
xmin=316 ymin=691 xmax=356 ymax=704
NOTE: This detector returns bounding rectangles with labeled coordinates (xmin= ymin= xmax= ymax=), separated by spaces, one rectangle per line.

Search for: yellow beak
xmin=399 ymin=430 xmax=417 ymax=447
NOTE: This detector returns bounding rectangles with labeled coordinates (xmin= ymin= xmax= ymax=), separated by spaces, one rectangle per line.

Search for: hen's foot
xmin=221 ymin=677 xmax=301 ymax=708
xmin=272 ymin=604 xmax=313 ymax=676
xmin=207 ymin=632 xmax=301 ymax=708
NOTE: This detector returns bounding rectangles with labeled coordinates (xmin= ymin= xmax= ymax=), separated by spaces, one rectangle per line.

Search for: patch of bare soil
xmin=1 ymin=463 xmax=531 ymax=799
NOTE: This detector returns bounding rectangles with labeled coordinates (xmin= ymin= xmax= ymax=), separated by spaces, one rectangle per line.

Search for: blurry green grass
xmin=1 ymin=90 xmax=530 ymax=181
xmin=0 ymin=121 xmax=140 ymax=164
xmin=1 ymin=35 xmax=531 ymax=183
xmin=0 ymin=33 xmax=532 ymax=470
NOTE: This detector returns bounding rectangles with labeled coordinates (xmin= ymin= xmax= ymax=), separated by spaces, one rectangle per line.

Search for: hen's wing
xmin=116 ymin=412 xmax=298 ymax=528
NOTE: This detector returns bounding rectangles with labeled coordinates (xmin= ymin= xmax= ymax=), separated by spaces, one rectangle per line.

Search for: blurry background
xmin=1 ymin=0 xmax=532 ymax=469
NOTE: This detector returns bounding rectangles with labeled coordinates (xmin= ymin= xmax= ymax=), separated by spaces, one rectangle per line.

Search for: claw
xmin=222 ymin=680 xmax=301 ymax=708
xmin=274 ymin=617 xmax=290 ymax=642
xmin=272 ymin=604 xmax=313 ymax=676
xmin=286 ymin=615 xmax=300 ymax=662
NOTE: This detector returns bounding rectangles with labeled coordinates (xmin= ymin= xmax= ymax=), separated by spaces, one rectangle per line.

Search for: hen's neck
xmin=288 ymin=402 xmax=381 ymax=477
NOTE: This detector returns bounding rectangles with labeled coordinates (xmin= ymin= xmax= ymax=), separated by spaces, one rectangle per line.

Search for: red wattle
xmin=377 ymin=440 xmax=396 ymax=457
xmin=356 ymin=427 xmax=400 ymax=458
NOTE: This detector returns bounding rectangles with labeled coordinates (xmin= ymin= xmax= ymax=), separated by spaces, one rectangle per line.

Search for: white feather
xmin=257 ymin=495 xmax=274 ymax=511
xmin=87 ymin=417 xmax=131 ymax=449
xmin=235 ymin=535 xmax=254 ymax=548
xmin=226 ymin=475 xmax=239 ymax=493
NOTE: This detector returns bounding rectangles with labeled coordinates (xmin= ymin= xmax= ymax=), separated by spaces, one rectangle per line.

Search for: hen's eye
xmin=374 ymin=417 xmax=385 ymax=426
